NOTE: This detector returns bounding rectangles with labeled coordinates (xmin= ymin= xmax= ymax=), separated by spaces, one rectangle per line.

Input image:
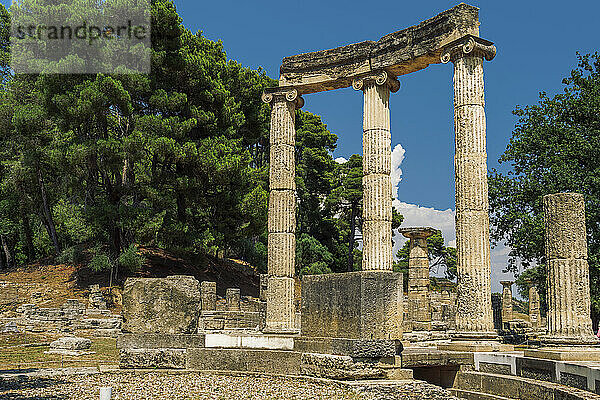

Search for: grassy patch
xmin=0 ymin=333 xmax=118 ymax=370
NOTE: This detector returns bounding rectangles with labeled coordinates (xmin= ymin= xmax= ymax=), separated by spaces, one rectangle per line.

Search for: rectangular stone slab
xmin=187 ymin=348 xmax=302 ymax=375
xmin=293 ymin=337 xmax=399 ymax=358
xmin=279 ymin=3 xmax=480 ymax=94
xmin=121 ymin=275 xmax=201 ymax=334
xmin=116 ymin=333 xmax=205 ymax=349
xmin=524 ymin=348 xmax=600 ymax=362
xmin=301 ymin=270 xmax=403 ymax=340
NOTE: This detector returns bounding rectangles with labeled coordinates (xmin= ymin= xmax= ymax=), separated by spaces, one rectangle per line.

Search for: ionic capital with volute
xmin=261 ymin=87 xmax=305 ymax=109
xmin=440 ymin=35 xmax=497 ymax=64
xmin=352 ymin=70 xmax=400 ymax=93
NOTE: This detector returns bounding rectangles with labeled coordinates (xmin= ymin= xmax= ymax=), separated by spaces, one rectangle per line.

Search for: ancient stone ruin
xmin=113 ymin=4 xmax=600 ymax=399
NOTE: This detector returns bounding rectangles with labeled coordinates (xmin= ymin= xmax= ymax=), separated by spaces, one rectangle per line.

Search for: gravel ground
xmin=0 ymin=371 xmax=364 ymax=400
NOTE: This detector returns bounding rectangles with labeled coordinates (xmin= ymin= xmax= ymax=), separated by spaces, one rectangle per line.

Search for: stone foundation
xmin=301 ymin=271 xmax=403 ymax=340
xmin=15 ymin=299 xmax=122 ymax=337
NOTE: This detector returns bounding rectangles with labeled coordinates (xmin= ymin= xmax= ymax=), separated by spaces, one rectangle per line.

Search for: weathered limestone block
xmin=201 ymin=281 xmax=216 ymax=311
xmin=362 ymin=174 xmax=392 ymax=221
xmin=293 ymin=337 xmax=398 ymax=358
xmin=50 ymin=336 xmax=91 ymax=350
xmin=77 ymin=317 xmax=122 ymax=330
xmin=267 ymin=190 xmax=296 ymax=233
xmin=226 ymin=288 xmax=241 ymax=312
xmin=362 ymin=128 xmax=391 ymax=174
xmin=122 ymin=275 xmax=201 ymax=334
xmin=501 ymin=281 xmax=514 ymax=324
xmin=119 ymin=348 xmax=186 ymax=369
xmin=269 ymin=144 xmax=295 ymax=190
xmin=543 ymin=193 xmax=595 ymax=343
xmin=400 ymin=228 xmax=435 ymax=330
xmin=117 ymin=333 xmax=205 ymax=349
xmin=268 ymin=99 xmax=296 ymax=146
xmin=88 ymin=284 xmax=107 ymax=310
xmin=300 ymin=353 xmax=386 ymax=380
xmin=259 ymin=274 xmax=268 ymax=302
xmin=62 ymin=299 xmax=86 ymax=312
xmin=187 ymin=348 xmax=301 ymax=375
xmin=265 ymin=276 xmax=295 ymax=333
xmin=361 ymin=221 xmax=392 ymax=271
xmin=267 ymin=233 xmax=295 ymax=277
xmin=301 ymin=271 xmax=403 ymax=340
xmin=529 ymin=284 xmax=541 ymax=329
xmin=2 ymin=321 xmax=20 ymax=333
xmin=279 ymin=4 xmax=480 ymax=94
xmin=544 ymin=193 xmax=588 ymax=259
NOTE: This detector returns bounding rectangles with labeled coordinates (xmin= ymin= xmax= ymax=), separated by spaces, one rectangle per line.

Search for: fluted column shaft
xmin=544 ymin=193 xmax=593 ymax=340
xmin=262 ymin=88 xmax=303 ymax=333
xmin=442 ymin=37 xmax=497 ymax=337
xmin=528 ymin=285 xmax=541 ymax=329
xmin=500 ymin=281 xmax=513 ymax=324
xmin=353 ymin=71 xmax=399 ymax=271
xmin=400 ymin=227 xmax=435 ymax=329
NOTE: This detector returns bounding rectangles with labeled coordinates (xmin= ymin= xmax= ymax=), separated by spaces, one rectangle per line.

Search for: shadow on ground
xmin=0 ymin=375 xmax=67 ymax=400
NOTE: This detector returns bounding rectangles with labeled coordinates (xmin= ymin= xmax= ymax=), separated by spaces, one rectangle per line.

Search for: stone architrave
xmin=261 ymin=88 xmax=304 ymax=333
xmin=527 ymin=282 xmax=541 ymax=330
xmin=226 ymin=288 xmax=241 ymax=312
xmin=399 ymin=227 xmax=436 ymax=331
xmin=500 ymin=281 xmax=513 ymax=325
xmin=542 ymin=193 xmax=597 ymax=344
xmin=201 ymin=281 xmax=216 ymax=312
xmin=439 ymin=36 xmax=497 ymax=344
xmin=353 ymin=71 xmax=399 ymax=272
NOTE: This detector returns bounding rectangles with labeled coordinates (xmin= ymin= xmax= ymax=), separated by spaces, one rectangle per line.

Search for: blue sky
xmin=167 ymin=0 xmax=599 ymax=291
xmin=3 ymin=0 xmax=598 ymax=291
xmin=165 ymin=0 xmax=598 ymax=210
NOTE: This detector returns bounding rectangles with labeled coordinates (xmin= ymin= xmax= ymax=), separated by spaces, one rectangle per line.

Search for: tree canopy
xmin=0 ymin=0 xmax=411 ymax=280
xmin=489 ymin=53 xmax=600 ymax=323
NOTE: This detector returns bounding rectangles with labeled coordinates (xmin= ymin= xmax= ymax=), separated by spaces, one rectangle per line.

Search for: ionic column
xmin=526 ymin=281 xmax=541 ymax=330
xmin=261 ymin=88 xmax=304 ymax=333
xmin=441 ymin=36 xmax=496 ymax=338
xmin=500 ymin=281 xmax=513 ymax=325
xmin=543 ymin=193 xmax=596 ymax=343
xmin=400 ymin=227 xmax=435 ymax=330
xmin=353 ymin=71 xmax=400 ymax=271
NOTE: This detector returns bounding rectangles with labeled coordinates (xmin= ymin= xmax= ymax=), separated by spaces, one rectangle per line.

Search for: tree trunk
xmin=37 ymin=168 xmax=60 ymax=254
xmin=1 ymin=235 xmax=12 ymax=268
xmin=21 ymin=207 xmax=35 ymax=262
xmin=347 ymin=202 xmax=357 ymax=272
xmin=0 ymin=242 xmax=5 ymax=269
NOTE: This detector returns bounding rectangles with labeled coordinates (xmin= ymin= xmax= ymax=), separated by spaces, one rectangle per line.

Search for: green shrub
xmin=118 ymin=244 xmax=143 ymax=273
xmin=57 ymin=246 xmax=84 ymax=265
xmin=89 ymin=252 xmax=112 ymax=272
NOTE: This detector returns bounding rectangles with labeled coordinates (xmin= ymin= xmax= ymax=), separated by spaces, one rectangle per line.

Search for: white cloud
xmin=389 ymin=142 xmax=513 ymax=288
xmin=392 ymin=200 xmax=456 ymax=271
xmin=334 ymin=157 xmax=347 ymax=164
xmin=391 ymin=144 xmax=405 ymax=200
